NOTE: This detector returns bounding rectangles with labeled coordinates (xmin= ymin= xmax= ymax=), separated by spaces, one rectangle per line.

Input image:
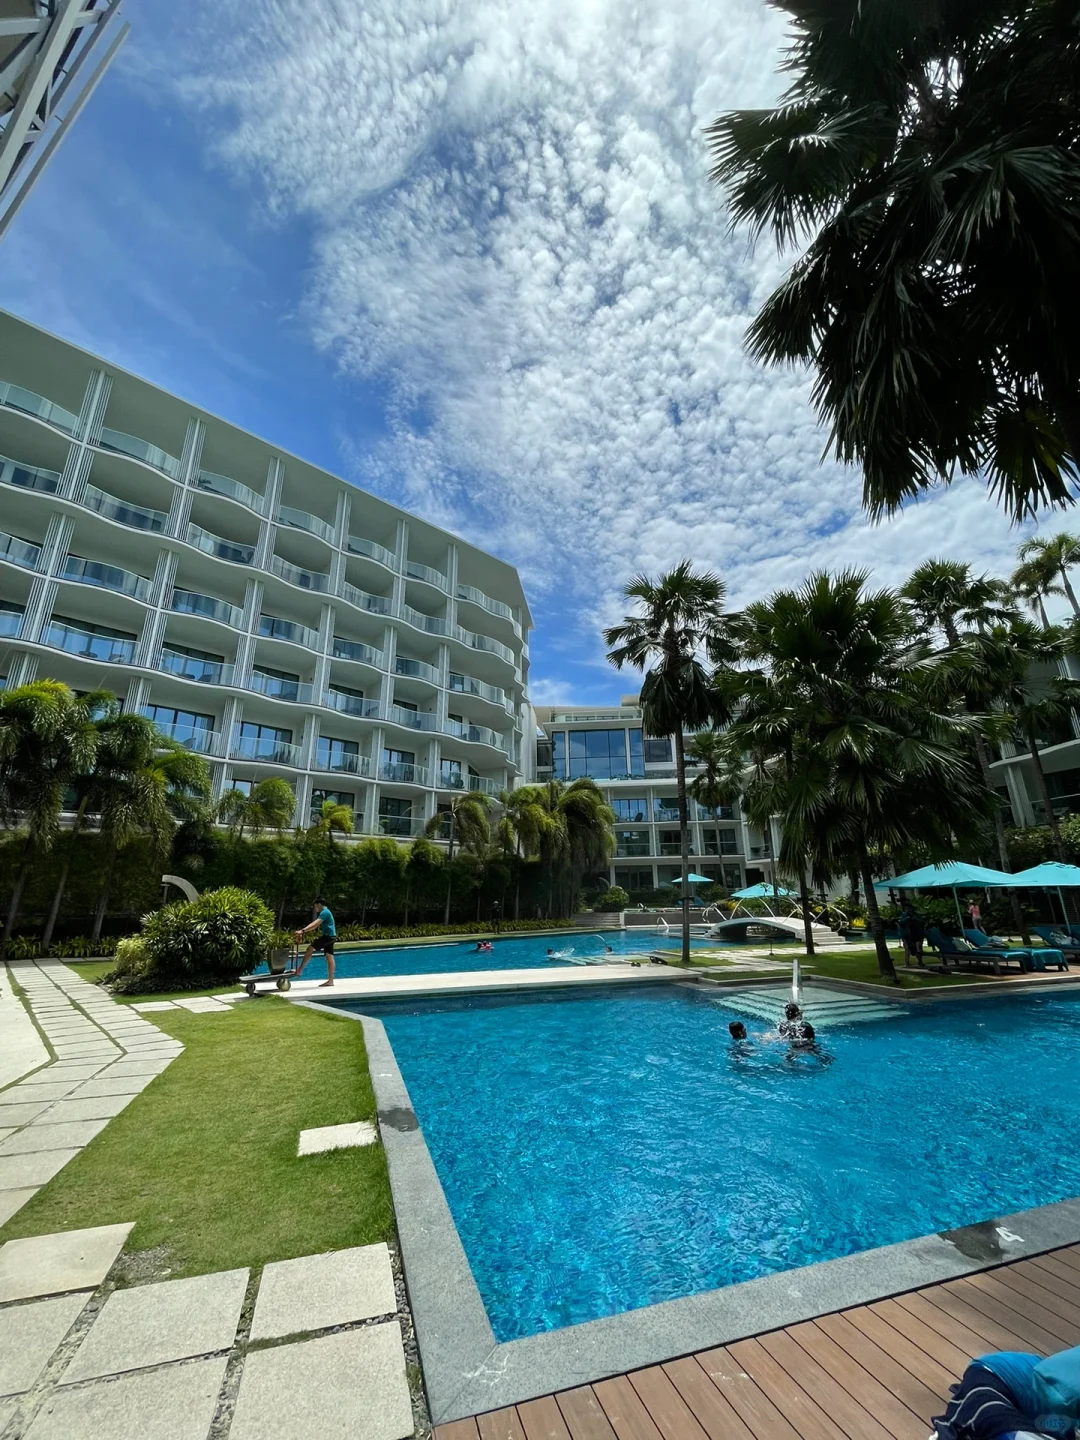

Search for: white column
xmin=255 ymin=458 xmax=285 ymax=569
xmin=5 ymin=651 xmax=38 ymax=687
xmin=63 ymin=368 xmax=111 ymax=503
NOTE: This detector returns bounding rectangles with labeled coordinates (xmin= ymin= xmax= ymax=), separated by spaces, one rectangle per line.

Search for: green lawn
xmin=0 ymin=1001 xmax=394 ymax=1277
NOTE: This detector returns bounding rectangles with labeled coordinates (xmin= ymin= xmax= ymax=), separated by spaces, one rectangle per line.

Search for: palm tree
xmin=0 ymin=681 xmax=103 ymax=953
xmin=547 ymin=777 xmax=615 ymax=917
xmin=706 ymin=1 xmax=1080 ymax=520
xmin=1016 ymin=534 xmax=1080 ymax=620
xmin=1011 ymin=558 xmax=1055 ymax=629
xmin=605 ymin=562 xmax=738 ymax=963
xmin=217 ymin=778 xmax=296 ymax=838
xmin=308 ymin=797 xmax=354 ymax=844
xmin=425 ymin=791 xmax=491 ymax=924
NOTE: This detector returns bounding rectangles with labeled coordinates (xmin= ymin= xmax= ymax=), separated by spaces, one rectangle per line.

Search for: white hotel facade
xmin=0 ymin=311 xmax=531 ymax=838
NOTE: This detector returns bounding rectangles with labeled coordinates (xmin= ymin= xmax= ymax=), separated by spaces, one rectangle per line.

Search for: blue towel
xmin=934 ymin=1352 xmax=1080 ymax=1437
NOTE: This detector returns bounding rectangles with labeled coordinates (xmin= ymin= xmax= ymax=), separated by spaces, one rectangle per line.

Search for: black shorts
xmin=313 ymin=935 xmax=335 ymax=954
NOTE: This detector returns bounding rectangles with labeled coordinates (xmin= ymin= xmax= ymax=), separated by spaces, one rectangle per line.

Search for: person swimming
xmin=728 ymin=1021 xmax=748 ymax=1040
xmin=473 ymin=940 xmax=493 ymax=952
xmin=778 ymin=1002 xmax=832 ymax=1064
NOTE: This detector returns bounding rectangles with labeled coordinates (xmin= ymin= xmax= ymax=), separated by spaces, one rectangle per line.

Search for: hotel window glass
xmin=643 ymin=735 xmax=672 ymax=764
xmin=610 ymin=796 xmax=647 ymax=822
xmin=627 ymin=729 xmax=644 ymax=775
xmin=723 ymin=864 xmax=742 ymax=889
xmin=550 ymin=730 xmax=566 ymax=778
xmin=615 ymin=828 xmax=651 ymax=857
xmin=568 ymin=728 xmax=628 ymax=779
xmin=615 ymin=868 xmax=653 ymax=891
xmin=702 ymin=827 xmax=738 ymax=856
xmin=143 ymin=705 xmax=213 ymax=737
xmin=316 ymin=736 xmax=359 ymax=769
xmin=536 ymin=738 xmax=553 ymax=770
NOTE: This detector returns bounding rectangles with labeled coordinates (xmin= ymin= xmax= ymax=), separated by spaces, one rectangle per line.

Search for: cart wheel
xmin=245 ymin=983 xmax=256 ymax=996
xmin=277 ymin=977 xmax=291 ymax=991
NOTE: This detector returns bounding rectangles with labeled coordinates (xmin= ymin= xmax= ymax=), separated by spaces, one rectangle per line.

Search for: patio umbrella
xmin=985 ymin=860 xmax=1080 ymax=926
xmin=732 ymin=882 xmax=797 ymax=899
xmin=670 ymin=873 xmax=712 ymax=885
xmin=873 ymin=861 xmax=1013 ymax=931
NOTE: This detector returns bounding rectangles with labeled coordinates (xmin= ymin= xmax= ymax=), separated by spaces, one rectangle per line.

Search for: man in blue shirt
xmin=294 ymin=898 xmax=336 ymax=987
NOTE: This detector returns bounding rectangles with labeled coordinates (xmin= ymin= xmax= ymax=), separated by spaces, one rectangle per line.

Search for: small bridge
xmin=705 ymin=915 xmax=837 ymax=944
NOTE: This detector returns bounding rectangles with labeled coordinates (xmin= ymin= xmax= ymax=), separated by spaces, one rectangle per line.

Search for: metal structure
xmin=0 ymin=0 xmax=128 ymax=239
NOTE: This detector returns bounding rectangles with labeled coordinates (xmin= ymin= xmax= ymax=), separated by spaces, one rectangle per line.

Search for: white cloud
xmin=175 ymin=0 xmax=1075 ymax=689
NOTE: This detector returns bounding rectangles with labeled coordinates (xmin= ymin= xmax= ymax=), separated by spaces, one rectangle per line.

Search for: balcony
xmin=438 ymin=772 xmax=501 ymax=796
xmin=379 ymin=761 xmax=430 ymax=786
xmin=0 ymin=608 xmax=24 ymax=637
xmin=158 ymin=648 xmax=234 ymax=685
xmin=43 ymin=620 xmax=136 ymax=665
xmin=230 ymin=732 xmax=303 ymax=766
xmin=444 ymin=718 xmax=505 ymax=749
xmin=98 ymin=426 xmax=182 ymax=479
xmin=248 ymin=671 xmax=313 ymax=704
xmin=187 ymin=523 xmax=255 ymax=565
xmin=402 ymin=604 xmax=448 ymax=636
xmin=455 ymin=582 xmax=516 ymax=626
xmin=615 ymin=841 xmax=652 ymax=858
xmin=172 ymin=588 xmax=243 ymax=628
xmin=276 ymin=504 xmax=335 ymax=544
xmin=340 ymin=580 xmax=391 ymax=614
xmin=394 ymin=656 xmax=439 ymax=684
xmin=195 ymin=469 xmax=265 ymax=513
xmin=0 ymin=381 xmax=78 ymax=434
xmin=658 ymin=842 xmax=684 ymax=857
xmin=258 ymin=614 xmax=319 ymax=648
xmin=151 ymin=720 xmax=220 ymax=755
xmin=269 ymin=554 xmax=331 ymax=592
xmin=405 ymin=559 xmax=447 ymax=590
xmin=348 ymin=535 xmax=397 ymax=568
xmin=452 ymin=625 xmax=515 ymax=664
xmin=654 ymin=808 xmax=680 ymax=824
xmin=0 ymin=454 xmax=61 ymax=495
xmin=388 ymin=705 xmax=439 ymax=732
xmin=0 ymin=532 xmax=41 ymax=570
xmin=448 ymin=672 xmax=509 ymax=708
xmin=314 ymin=751 xmax=372 ymax=778
xmin=323 ymin=690 xmax=380 ymax=719
xmin=85 ymin=483 xmax=167 ymax=533
xmin=62 ymin=555 xmax=152 ymax=602
xmin=378 ymin=814 xmax=423 ymax=837
xmin=310 ymin=806 xmax=366 ymax=833
xmin=332 ymin=637 xmax=383 ymax=667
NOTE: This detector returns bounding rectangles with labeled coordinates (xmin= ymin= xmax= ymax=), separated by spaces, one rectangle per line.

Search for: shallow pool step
xmin=715 ymin=983 xmax=906 ymax=1028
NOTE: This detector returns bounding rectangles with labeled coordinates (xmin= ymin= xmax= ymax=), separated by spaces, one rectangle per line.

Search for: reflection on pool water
xmin=353 ymin=984 xmax=1080 ymax=1340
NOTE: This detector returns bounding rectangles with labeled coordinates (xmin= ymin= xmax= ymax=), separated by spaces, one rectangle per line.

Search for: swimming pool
xmin=267 ymin=927 xmax=724 ymax=980
xmin=356 ymin=984 xmax=1080 ymax=1340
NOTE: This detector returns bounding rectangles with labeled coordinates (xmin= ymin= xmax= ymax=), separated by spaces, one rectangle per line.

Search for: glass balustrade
xmin=0 ymin=608 xmax=24 ymax=637
xmin=448 ymin=671 xmax=508 ymax=706
xmin=85 ymin=484 xmax=167 ymax=533
xmin=258 ymin=614 xmax=318 ymax=648
xmin=44 ymin=621 xmax=136 ymax=664
xmin=444 ymin=718 xmax=505 ymax=748
xmin=195 ymin=469 xmax=264 ymax=513
xmin=0 ymin=454 xmax=61 ymax=494
xmin=332 ymin=637 xmax=383 ymax=667
xmin=340 ymin=580 xmax=391 ymax=614
xmin=405 ymin=559 xmax=448 ymax=590
xmin=347 ymin=535 xmax=396 ymax=568
xmin=388 ymin=706 xmax=438 ymax=731
xmin=186 ymin=524 xmax=255 ymax=565
xmin=316 ymin=752 xmax=372 ymax=777
xmin=452 ymin=625 xmax=515 ymax=664
xmin=270 ymin=554 xmax=330 ymax=591
xmin=248 ymin=671 xmax=313 ymax=704
xmin=230 ymin=732 xmax=302 ymax=765
xmin=276 ymin=504 xmax=335 ymax=544
xmin=98 ymin=426 xmax=182 ymax=479
xmin=310 ymin=806 xmax=366 ymax=832
xmin=171 ymin=588 xmax=243 ymax=627
xmin=153 ymin=721 xmax=219 ymax=754
xmin=323 ymin=690 xmax=380 ymax=718
xmin=0 ymin=381 xmax=78 ymax=433
xmin=62 ymin=556 xmax=151 ymax=601
xmin=158 ymin=649 xmax=233 ymax=685
xmin=379 ymin=761 xmax=429 ymax=786
xmin=455 ymin=582 xmax=516 ymax=623
xmin=394 ymin=656 xmax=439 ymax=683
xmin=378 ymin=815 xmax=420 ymax=837
xmin=402 ymin=604 xmax=447 ymax=635
xmin=438 ymin=772 xmax=501 ymax=795
xmin=0 ymin=532 xmax=41 ymax=569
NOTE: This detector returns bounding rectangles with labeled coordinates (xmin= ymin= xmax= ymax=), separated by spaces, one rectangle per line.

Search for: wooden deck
xmin=433 ymin=1245 xmax=1080 ymax=1440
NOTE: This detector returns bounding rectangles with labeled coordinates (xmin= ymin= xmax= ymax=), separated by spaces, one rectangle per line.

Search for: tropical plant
xmin=707 ymin=0 xmax=1080 ymax=520
xmin=118 ymin=886 xmax=274 ymax=993
xmin=402 ymin=838 xmax=444 ymax=925
xmin=605 ymin=562 xmax=738 ymax=962
xmin=217 ymin=778 xmax=295 ymax=838
xmin=498 ymin=785 xmax=559 ymax=919
xmin=1015 ymin=533 xmax=1080 ymax=621
xmin=308 ymin=797 xmax=354 ymax=845
xmin=424 ymin=791 xmax=491 ymax=923
xmin=0 ymin=681 xmax=103 ymax=953
xmin=596 ymin=885 xmax=629 ymax=911
xmin=1011 ymin=556 xmax=1055 ymax=628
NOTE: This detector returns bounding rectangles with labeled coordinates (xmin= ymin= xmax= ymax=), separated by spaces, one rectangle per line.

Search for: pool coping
xmin=298 ymin=980 xmax=1080 ymax=1424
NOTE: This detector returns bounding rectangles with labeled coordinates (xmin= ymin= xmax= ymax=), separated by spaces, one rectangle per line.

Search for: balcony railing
xmin=150 ymin=720 xmax=219 ymax=755
xmin=0 ymin=454 xmax=61 ymax=495
xmin=258 ymin=614 xmax=319 ymax=648
xmin=615 ymin=842 xmax=652 ymax=858
xmin=187 ymin=523 xmax=255 ymax=565
xmin=230 ymin=732 xmax=303 ymax=766
xmin=314 ymin=751 xmax=372 ymax=778
xmin=405 ymin=559 xmax=448 ymax=590
xmin=0 ymin=381 xmax=79 ymax=434
xmin=43 ymin=621 xmax=136 ymax=664
xmin=0 ymin=608 xmax=24 ymax=637
xmin=438 ymin=772 xmax=501 ymax=795
xmin=85 ymin=483 xmax=167 ymax=533
xmin=171 ymin=588 xmax=243 ymax=628
xmin=658 ymin=842 xmax=683 ymax=856
xmin=248 ymin=671 xmax=313 ymax=704
xmin=268 ymin=554 xmax=331 ymax=592
xmin=158 ymin=648 xmax=234 ymax=686
xmin=332 ymin=637 xmax=383 ymax=667
xmin=388 ymin=705 xmax=439 ymax=732
xmin=98 ymin=426 xmax=182 ymax=479
xmin=0 ymin=532 xmax=41 ymax=569
xmin=402 ymin=604 xmax=448 ymax=636
xmin=455 ymin=582 xmax=516 ymax=625
xmin=378 ymin=814 xmax=422 ymax=837
xmin=379 ymin=762 xmax=429 ymax=786
xmin=322 ymin=690 xmax=380 ymax=718
xmin=448 ymin=672 xmax=508 ymax=707
xmin=340 ymin=580 xmax=391 ymax=614
xmin=195 ymin=469 xmax=264 ymax=513
xmin=452 ymin=625 xmax=515 ymax=664
xmin=276 ymin=504 xmax=335 ymax=544
xmin=394 ymin=656 xmax=439 ymax=684
xmin=347 ymin=535 xmax=397 ymax=568
xmin=310 ymin=807 xmax=366 ymax=833
xmin=444 ymin=718 xmax=506 ymax=750
xmin=62 ymin=555 xmax=152 ymax=602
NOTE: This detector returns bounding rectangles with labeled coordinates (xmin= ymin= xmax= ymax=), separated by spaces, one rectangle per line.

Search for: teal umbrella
xmin=733 ymin=882 xmax=797 ymax=899
xmin=671 ymin=873 xmax=712 ymax=885
xmin=985 ymin=861 xmax=1080 ymax=927
xmin=874 ymin=860 xmax=1013 ymax=931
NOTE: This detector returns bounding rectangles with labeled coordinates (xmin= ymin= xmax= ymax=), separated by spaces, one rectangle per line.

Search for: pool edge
xmin=297 ymin=991 xmax=1080 ymax=1424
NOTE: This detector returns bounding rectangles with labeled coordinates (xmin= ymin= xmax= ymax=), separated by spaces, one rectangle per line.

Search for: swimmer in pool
xmin=728 ymin=1021 xmax=747 ymax=1040
xmin=778 ymin=1003 xmax=831 ymax=1064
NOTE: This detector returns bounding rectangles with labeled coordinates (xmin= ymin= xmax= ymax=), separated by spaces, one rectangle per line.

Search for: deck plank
xmin=1029 ymin=1252 xmax=1080 ymax=1290
xmin=628 ymin=1365 xmax=712 ymax=1440
xmin=755 ymin=1329 xmax=894 ymax=1440
xmin=593 ymin=1375 xmax=666 ymax=1440
xmin=725 ymin=1337 xmax=847 ymax=1440
xmin=661 ymin=1358 xmax=756 ymax=1440
xmin=518 ymin=1396 xmax=574 ymax=1440
xmin=842 ymin=1304 xmax=958 ymax=1395
xmin=990 ymin=1264 xmax=1080 ymax=1332
xmin=910 ymin=1284 xmax=1036 ymax=1353
xmin=478 ymin=1410 xmax=530 ymax=1440
xmin=784 ymin=1320 xmax=927 ymax=1440
xmin=695 ymin=1346 xmax=803 ymax=1440
xmin=556 ymin=1388 xmax=619 ymax=1440
xmin=813 ymin=1313 xmax=946 ymax=1418
xmin=866 ymin=1298 xmax=973 ymax=1377
xmin=436 ymin=1422 xmax=483 ymax=1440
xmin=953 ymin=1274 xmax=1077 ymax=1348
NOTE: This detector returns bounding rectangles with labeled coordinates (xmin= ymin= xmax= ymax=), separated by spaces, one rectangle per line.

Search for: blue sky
xmin=1 ymin=0 xmax=1064 ymax=703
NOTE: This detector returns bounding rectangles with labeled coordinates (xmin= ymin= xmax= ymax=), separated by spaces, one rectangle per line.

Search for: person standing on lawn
xmin=294 ymin=898 xmax=336 ymax=987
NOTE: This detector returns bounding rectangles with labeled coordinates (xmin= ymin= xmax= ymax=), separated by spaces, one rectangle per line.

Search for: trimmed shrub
xmin=109 ymin=887 xmax=273 ymax=993
xmin=595 ymin=886 xmax=629 ymax=911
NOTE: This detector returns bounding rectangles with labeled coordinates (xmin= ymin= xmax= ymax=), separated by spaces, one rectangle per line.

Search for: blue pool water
xmin=355 ymin=984 xmax=1080 ymax=1340
xmin=271 ymin=928 xmax=723 ymax=981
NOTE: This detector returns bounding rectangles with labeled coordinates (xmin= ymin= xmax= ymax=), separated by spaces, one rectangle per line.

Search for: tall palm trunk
xmin=673 ymin=727 xmax=691 ymax=966
xmin=1060 ymin=568 xmax=1080 ymax=619
xmin=42 ymin=800 xmax=92 ymax=953
xmin=1027 ymin=726 xmax=1064 ymax=858
xmin=855 ymin=835 xmax=896 ymax=982
xmin=91 ymin=843 xmax=118 ymax=945
xmin=443 ymin=824 xmax=456 ymax=925
xmin=2 ymin=833 xmax=36 ymax=954
xmin=798 ymin=865 xmax=816 ymax=957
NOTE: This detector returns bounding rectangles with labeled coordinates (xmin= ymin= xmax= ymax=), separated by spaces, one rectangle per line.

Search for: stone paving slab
xmin=0 ymin=1393 xmax=17 ymax=1432
xmin=230 ymin=1324 xmax=412 ymax=1440
xmin=250 ymin=1244 xmax=396 ymax=1340
xmin=63 ymin=1269 xmax=248 ymax=1383
xmin=297 ymin=1121 xmax=378 ymax=1156
xmin=0 ymin=1149 xmax=80 ymax=1193
xmin=0 ymin=1099 xmax=55 ymax=1126
xmin=173 ymin=998 xmax=230 ymax=1012
xmin=42 ymin=1095 xmax=136 ymax=1124
xmin=68 ymin=1078 xmax=149 ymax=1099
xmin=0 ymin=966 xmax=49 ymax=1088
xmin=15 ymin=1065 xmax=107 ymax=1085
xmin=0 ymin=1187 xmax=38 ymax=1226
xmin=0 ymin=1128 xmax=13 ymax=1141
xmin=130 ymin=1002 xmax=177 ymax=1012
xmin=0 ymin=1292 xmax=88 ymax=1395
xmin=0 ymin=1119 xmax=110 ymax=1155
xmin=0 ymin=1223 xmax=132 ymax=1302
xmin=25 ymin=1355 xmax=228 ymax=1440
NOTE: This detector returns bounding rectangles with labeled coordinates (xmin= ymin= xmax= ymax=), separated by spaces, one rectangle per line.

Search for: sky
xmin=1 ymin=0 xmax=1074 ymax=704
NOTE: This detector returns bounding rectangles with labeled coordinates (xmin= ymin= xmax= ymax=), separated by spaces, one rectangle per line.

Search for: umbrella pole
xmin=953 ymin=887 xmax=966 ymax=934
xmin=1060 ymin=887 xmax=1071 ymax=928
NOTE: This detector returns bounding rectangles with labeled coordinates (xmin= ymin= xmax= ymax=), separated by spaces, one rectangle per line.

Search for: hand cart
xmin=239 ymin=942 xmax=302 ymax=995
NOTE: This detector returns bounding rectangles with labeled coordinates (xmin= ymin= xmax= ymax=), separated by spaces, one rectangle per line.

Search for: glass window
xmin=568 ymin=729 xmax=628 ymax=779
xmin=551 ymin=731 xmax=566 ymax=779
xmin=610 ymin=797 xmax=647 ymax=822
xmin=238 ymin=721 xmax=292 ymax=745
xmin=316 ymin=736 xmax=359 ymax=768
xmin=311 ymin=788 xmax=355 ymax=811
xmin=144 ymin=705 xmax=213 ymax=734
xmin=615 ymin=828 xmax=651 ymax=857
xmin=379 ymin=797 xmax=411 ymax=818
xmin=615 ymin=867 xmax=654 ymax=891
xmin=383 ymin=748 xmax=415 ymax=766
xmin=695 ymin=801 xmax=735 ymax=821
xmin=658 ymin=830 xmax=681 ymax=854
xmin=655 ymin=796 xmax=680 ymax=820
xmin=702 ymin=828 xmax=738 ymax=856
xmin=536 ymin=739 xmax=553 ymax=769
xmin=644 ymin=736 xmax=672 ymax=764
xmin=52 ymin=615 xmax=136 ymax=641
xmin=164 ymin=642 xmax=224 ymax=663
xmin=395 ymin=698 xmax=418 ymax=713
xmin=628 ymin=729 xmax=644 ymax=775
